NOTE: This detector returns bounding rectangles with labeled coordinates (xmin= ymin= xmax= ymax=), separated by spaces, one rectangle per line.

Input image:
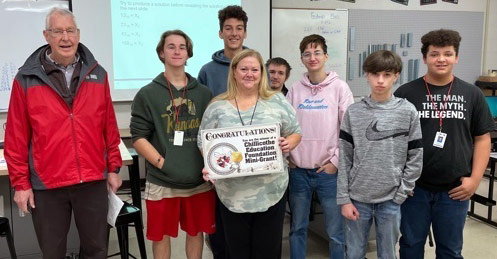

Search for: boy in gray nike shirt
xmin=337 ymin=50 xmax=423 ymax=259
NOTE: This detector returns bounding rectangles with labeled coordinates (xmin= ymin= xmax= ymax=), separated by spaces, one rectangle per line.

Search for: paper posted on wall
xmin=201 ymin=123 xmax=284 ymax=180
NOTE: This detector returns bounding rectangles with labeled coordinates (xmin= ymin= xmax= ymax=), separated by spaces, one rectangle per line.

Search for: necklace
xmin=234 ymin=95 xmax=259 ymax=126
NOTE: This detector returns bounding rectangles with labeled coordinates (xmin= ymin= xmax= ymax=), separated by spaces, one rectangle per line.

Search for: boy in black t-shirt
xmin=395 ymin=29 xmax=494 ymax=259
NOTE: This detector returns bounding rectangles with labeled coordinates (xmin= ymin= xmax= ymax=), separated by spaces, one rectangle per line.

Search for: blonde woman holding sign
xmin=198 ymin=49 xmax=301 ymax=259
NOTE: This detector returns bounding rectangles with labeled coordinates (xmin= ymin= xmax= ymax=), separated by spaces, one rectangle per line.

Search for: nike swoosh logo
xmin=365 ymin=120 xmax=409 ymax=141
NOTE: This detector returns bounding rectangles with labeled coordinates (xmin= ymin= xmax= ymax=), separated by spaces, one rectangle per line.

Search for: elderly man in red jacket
xmin=5 ymin=7 xmax=122 ymax=259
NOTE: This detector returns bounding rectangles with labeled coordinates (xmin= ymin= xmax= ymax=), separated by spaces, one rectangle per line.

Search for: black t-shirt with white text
xmin=395 ymin=77 xmax=495 ymax=191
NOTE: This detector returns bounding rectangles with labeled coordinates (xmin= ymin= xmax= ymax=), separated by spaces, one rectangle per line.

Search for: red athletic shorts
xmin=145 ymin=189 xmax=216 ymax=241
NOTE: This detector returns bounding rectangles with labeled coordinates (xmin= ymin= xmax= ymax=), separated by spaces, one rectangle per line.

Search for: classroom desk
xmin=0 ymin=150 xmax=6 ymax=176
xmin=119 ymin=140 xmax=133 ymax=166
xmin=119 ymin=128 xmax=131 ymax=139
xmin=468 ymin=152 xmax=497 ymax=227
xmin=0 ymin=140 xmax=133 ymax=258
xmin=0 ymin=140 xmax=132 ymax=175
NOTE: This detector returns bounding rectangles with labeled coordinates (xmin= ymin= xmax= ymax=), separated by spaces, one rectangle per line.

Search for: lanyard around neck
xmin=234 ymin=96 xmax=258 ymax=126
xmin=165 ymin=75 xmax=188 ymax=129
xmin=424 ymin=75 xmax=454 ymax=132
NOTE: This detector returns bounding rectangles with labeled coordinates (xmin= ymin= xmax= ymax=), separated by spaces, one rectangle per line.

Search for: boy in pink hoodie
xmin=286 ymin=34 xmax=354 ymax=259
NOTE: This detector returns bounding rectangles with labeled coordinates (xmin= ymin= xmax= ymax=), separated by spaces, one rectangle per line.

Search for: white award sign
xmin=201 ymin=123 xmax=284 ymax=179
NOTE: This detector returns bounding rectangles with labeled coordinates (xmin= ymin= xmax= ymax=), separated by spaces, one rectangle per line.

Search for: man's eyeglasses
xmin=302 ymin=51 xmax=325 ymax=60
xmin=47 ymin=28 xmax=79 ymax=37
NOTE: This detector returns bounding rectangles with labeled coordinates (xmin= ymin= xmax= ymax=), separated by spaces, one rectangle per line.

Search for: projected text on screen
xmin=111 ymin=0 xmax=240 ymax=90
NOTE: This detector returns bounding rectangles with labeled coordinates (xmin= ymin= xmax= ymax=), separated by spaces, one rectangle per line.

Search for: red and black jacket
xmin=5 ymin=44 xmax=122 ymax=191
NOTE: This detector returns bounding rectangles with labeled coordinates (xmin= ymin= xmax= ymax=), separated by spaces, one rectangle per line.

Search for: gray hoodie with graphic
xmin=337 ymin=95 xmax=423 ymax=205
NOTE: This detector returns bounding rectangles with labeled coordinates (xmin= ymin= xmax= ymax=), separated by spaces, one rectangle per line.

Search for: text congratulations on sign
xmin=201 ymin=124 xmax=284 ymax=179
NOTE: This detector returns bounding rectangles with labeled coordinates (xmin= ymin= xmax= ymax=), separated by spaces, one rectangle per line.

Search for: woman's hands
xmin=279 ymin=137 xmax=291 ymax=153
xmin=279 ymin=133 xmax=302 ymax=153
xmin=202 ymin=167 xmax=215 ymax=184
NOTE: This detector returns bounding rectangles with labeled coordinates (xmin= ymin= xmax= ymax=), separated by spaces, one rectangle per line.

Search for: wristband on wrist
xmin=157 ymin=156 xmax=162 ymax=168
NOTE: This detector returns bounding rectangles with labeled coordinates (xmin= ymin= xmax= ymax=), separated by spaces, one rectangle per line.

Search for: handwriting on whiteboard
xmin=0 ymin=62 xmax=16 ymax=93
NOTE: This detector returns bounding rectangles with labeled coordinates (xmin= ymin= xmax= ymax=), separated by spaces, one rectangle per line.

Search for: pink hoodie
xmin=286 ymin=71 xmax=354 ymax=169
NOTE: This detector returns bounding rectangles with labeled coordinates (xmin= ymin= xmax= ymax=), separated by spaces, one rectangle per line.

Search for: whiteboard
xmin=0 ymin=0 xmax=69 ymax=111
xmin=271 ymin=9 xmax=348 ymax=89
xmin=72 ymin=0 xmax=270 ymax=102
xmin=0 ymin=0 xmax=269 ymax=109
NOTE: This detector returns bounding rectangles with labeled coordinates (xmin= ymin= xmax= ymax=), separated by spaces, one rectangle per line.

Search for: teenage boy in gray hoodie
xmin=337 ymin=50 xmax=423 ymax=259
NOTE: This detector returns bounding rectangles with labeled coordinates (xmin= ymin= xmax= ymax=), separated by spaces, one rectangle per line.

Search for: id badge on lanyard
xmin=425 ymin=76 xmax=453 ymax=150
xmin=174 ymin=131 xmax=184 ymax=146
xmin=433 ymin=131 xmax=447 ymax=148
xmin=165 ymin=75 xmax=188 ymax=147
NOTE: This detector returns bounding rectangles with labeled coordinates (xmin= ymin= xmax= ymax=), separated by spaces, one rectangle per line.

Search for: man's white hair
xmin=45 ymin=7 xmax=77 ymax=30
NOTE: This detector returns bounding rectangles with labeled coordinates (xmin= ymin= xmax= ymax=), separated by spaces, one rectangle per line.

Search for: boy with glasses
xmin=338 ymin=50 xmax=423 ymax=259
xmin=286 ymin=34 xmax=354 ymax=259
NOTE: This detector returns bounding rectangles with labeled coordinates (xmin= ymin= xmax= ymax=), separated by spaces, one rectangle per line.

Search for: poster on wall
xmin=391 ymin=0 xmax=409 ymax=5
xmin=201 ymin=124 xmax=284 ymax=180
xmin=420 ymin=0 xmax=437 ymax=5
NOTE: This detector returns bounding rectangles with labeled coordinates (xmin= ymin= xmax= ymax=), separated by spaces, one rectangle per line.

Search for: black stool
xmin=108 ymin=150 xmax=147 ymax=259
xmin=0 ymin=217 xmax=17 ymax=259
xmin=108 ymin=202 xmax=147 ymax=259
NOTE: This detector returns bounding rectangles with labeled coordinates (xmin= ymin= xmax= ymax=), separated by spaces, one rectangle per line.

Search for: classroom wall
xmin=485 ymin=0 xmax=497 ymax=74
xmin=273 ymin=0 xmax=494 ymax=75
xmin=1 ymin=0 xmax=496 ymax=139
xmin=113 ymin=0 xmax=497 ymax=132
xmin=272 ymin=0 xmax=487 ymax=11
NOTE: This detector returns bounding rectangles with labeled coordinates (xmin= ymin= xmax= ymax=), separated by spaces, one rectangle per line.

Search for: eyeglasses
xmin=47 ymin=28 xmax=79 ymax=37
xmin=302 ymin=51 xmax=325 ymax=60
